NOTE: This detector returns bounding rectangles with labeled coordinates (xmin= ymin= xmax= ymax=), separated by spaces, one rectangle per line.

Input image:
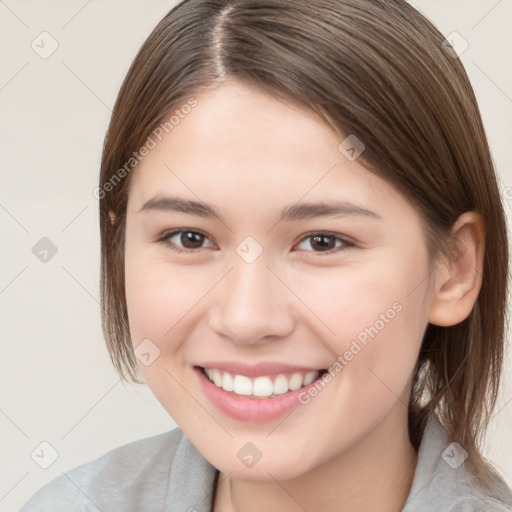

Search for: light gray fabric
xmin=19 ymin=413 xmax=512 ymax=512
xmin=401 ymin=415 xmax=512 ymax=512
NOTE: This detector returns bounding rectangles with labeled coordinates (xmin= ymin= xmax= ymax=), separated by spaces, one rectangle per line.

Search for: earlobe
xmin=428 ymin=211 xmax=485 ymax=327
xmin=108 ymin=210 xmax=116 ymax=225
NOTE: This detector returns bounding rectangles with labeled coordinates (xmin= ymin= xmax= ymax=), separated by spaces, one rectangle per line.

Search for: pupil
xmin=182 ymin=232 xmax=203 ymax=248
xmin=312 ymin=235 xmax=334 ymax=251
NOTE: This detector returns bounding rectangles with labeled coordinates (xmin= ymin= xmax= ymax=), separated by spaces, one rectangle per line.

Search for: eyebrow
xmin=138 ymin=195 xmax=383 ymax=221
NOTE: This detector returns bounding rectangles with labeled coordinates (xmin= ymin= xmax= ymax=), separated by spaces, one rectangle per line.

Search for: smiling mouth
xmin=197 ymin=366 xmax=328 ymax=399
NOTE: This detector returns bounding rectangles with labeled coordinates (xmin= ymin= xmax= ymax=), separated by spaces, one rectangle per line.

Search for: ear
xmin=108 ymin=210 xmax=116 ymax=225
xmin=428 ymin=211 xmax=485 ymax=327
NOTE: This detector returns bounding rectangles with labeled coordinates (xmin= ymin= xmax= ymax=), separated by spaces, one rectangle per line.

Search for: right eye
xmin=157 ymin=229 xmax=217 ymax=253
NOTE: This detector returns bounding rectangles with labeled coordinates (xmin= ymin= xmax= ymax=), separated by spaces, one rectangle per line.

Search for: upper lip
xmin=196 ymin=361 xmax=326 ymax=378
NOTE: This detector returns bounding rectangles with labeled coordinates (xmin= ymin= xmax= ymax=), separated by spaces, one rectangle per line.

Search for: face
xmin=124 ymin=79 xmax=434 ymax=480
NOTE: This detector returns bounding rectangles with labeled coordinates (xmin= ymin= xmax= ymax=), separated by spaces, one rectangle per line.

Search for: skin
xmin=121 ymin=79 xmax=484 ymax=512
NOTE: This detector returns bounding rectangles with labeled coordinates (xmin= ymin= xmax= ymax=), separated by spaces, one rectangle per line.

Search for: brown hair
xmin=99 ymin=0 xmax=510 ymax=496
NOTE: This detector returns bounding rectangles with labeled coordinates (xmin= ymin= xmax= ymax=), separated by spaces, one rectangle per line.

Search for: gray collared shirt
xmin=19 ymin=413 xmax=512 ymax=511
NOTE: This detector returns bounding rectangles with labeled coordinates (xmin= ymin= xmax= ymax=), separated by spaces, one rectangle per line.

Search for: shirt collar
xmin=402 ymin=412 xmax=450 ymax=509
xmin=167 ymin=430 xmax=219 ymax=512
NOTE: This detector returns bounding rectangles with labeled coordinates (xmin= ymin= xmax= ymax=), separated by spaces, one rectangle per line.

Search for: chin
xmin=209 ymin=449 xmax=314 ymax=482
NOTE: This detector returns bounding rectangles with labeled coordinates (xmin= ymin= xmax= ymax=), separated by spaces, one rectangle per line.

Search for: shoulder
xmin=403 ymin=413 xmax=512 ymax=512
xmin=424 ymin=471 xmax=512 ymax=512
xmin=19 ymin=427 xmax=185 ymax=512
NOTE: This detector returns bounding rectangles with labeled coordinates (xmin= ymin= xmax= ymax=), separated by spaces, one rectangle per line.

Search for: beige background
xmin=1 ymin=1 xmax=511 ymax=510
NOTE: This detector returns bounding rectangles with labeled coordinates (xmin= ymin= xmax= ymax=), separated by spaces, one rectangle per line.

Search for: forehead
xmin=127 ymin=80 xmax=411 ymax=223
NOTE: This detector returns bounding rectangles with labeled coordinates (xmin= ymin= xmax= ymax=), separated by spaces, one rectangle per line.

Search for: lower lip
xmin=194 ymin=366 xmax=325 ymax=423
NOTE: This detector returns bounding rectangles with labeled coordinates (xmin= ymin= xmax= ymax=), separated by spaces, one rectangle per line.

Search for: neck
xmin=214 ymin=404 xmax=418 ymax=512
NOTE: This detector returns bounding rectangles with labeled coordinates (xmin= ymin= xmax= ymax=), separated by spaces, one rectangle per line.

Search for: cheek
xmin=125 ymin=255 xmax=204 ymax=344
xmin=124 ymin=251 xmax=213 ymax=419
xmin=292 ymin=252 xmax=425 ymax=349
xmin=124 ymin=244 xmax=224 ymax=385
xmin=292 ymin=253 xmax=428 ymax=407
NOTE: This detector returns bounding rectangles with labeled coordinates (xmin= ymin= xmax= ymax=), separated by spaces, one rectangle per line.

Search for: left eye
xmin=295 ymin=233 xmax=354 ymax=254
xmin=157 ymin=230 xmax=354 ymax=255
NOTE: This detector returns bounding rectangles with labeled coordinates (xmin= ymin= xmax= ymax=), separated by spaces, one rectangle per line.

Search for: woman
xmin=20 ymin=0 xmax=512 ymax=510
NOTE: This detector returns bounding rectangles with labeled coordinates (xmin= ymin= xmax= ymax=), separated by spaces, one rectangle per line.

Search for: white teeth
xmin=273 ymin=374 xmax=289 ymax=395
xmin=213 ymin=369 xmax=223 ymax=387
xmin=252 ymin=376 xmax=274 ymax=397
xmin=204 ymin=368 xmax=320 ymax=397
xmin=233 ymin=375 xmax=252 ymax=395
xmin=288 ymin=373 xmax=304 ymax=391
xmin=222 ymin=371 xmax=234 ymax=391
xmin=303 ymin=370 xmax=318 ymax=386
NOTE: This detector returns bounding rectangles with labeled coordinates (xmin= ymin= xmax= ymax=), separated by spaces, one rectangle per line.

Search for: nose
xmin=208 ymin=256 xmax=297 ymax=346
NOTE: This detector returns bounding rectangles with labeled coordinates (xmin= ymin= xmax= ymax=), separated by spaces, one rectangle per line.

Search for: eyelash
xmin=156 ymin=229 xmax=355 ymax=256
